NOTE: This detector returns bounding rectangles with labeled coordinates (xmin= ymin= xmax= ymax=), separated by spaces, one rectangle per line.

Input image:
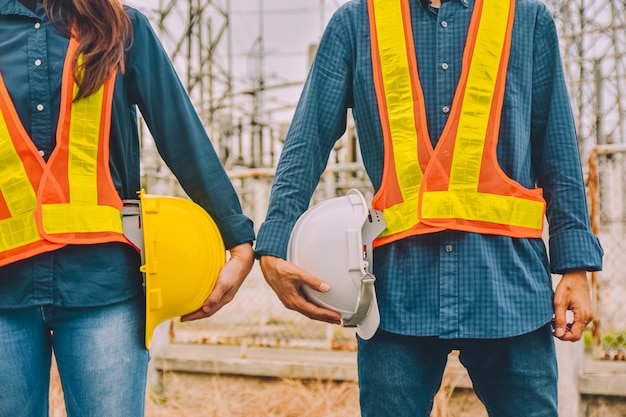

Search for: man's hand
xmin=552 ymin=269 xmax=593 ymax=342
xmin=259 ymin=255 xmax=342 ymax=324
xmin=181 ymin=242 xmax=254 ymax=322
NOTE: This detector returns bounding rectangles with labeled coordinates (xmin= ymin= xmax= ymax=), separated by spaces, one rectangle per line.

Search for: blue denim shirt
xmin=255 ymin=0 xmax=603 ymax=339
xmin=0 ymin=1 xmax=255 ymax=308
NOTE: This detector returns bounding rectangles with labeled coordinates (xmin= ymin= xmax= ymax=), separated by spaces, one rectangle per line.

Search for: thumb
xmin=553 ymin=307 xmax=567 ymax=338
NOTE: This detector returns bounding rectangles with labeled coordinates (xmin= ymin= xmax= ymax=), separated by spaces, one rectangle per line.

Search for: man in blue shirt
xmin=255 ymin=0 xmax=603 ymax=415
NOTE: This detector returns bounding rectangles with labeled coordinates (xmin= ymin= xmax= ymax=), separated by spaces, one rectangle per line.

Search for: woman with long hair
xmin=0 ymin=1 xmax=255 ymax=415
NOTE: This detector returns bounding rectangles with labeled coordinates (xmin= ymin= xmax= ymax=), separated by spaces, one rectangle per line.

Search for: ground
xmin=50 ymin=357 xmax=487 ymax=417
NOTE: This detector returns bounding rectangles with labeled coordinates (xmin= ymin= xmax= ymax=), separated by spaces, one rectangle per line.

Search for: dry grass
xmin=49 ymin=355 xmax=485 ymax=417
xmin=50 ymin=357 xmax=66 ymax=417
xmin=50 ymin=360 xmax=361 ymax=417
xmin=147 ymin=373 xmax=360 ymax=417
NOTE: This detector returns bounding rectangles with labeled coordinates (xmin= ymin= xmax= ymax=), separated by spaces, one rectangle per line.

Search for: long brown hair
xmin=44 ymin=0 xmax=132 ymax=101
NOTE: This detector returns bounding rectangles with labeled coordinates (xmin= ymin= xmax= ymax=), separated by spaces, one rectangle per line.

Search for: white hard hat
xmin=287 ymin=189 xmax=386 ymax=340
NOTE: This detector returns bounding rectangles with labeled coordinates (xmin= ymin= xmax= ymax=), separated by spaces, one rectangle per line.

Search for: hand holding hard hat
xmin=124 ymin=190 xmax=253 ymax=349
xmin=180 ymin=241 xmax=254 ymax=322
xmin=260 ymin=255 xmax=343 ymax=325
xmin=262 ymin=189 xmax=386 ymax=340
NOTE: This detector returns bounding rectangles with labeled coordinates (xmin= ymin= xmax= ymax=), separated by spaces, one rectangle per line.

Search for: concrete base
xmin=151 ymin=343 xmax=473 ymax=387
xmin=151 ymin=342 xmax=626 ymax=416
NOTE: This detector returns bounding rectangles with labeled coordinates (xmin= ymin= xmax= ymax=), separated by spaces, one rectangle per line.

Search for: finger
xmin=292 ymin=294 xmax=342 ymax=324
xmin=180 ymin=308 xmax=209 ymax=322
xmin=552 ymin=306 xmax=568 ymax=339
xmin=260 ymin=256 xmax=341 ymax=324
xmin=280 ymin=264 xmax=332 ymax=294
xmin=560 ymin=317 xmax=590 ymax=342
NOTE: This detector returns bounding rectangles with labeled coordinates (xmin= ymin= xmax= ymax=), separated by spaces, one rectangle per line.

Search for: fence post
xmin=555 ymin=309 xmax=584 ymax=417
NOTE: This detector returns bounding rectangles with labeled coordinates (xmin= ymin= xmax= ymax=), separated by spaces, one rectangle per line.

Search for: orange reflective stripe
xmin=449 ymin=0 xmax=509 ymax=192
xmin=370 ymin=0 xmax=545 ymax=246
xmin=0 ymin=69 xmax=42 ymax=252
xmin=0 ymin=35 xmax=128 ymax=266
xmin=40 ymin=37 xmax=123 ymax=238
xmin=0 ymin=62 xmax=66 ymax=266
xmin=369 ymin=0 xmax=439 ymax=242
xmin=419 ymin=0 xmax=545 ymax=236
xmin=0 ymin=140 xmax=40 ymax=252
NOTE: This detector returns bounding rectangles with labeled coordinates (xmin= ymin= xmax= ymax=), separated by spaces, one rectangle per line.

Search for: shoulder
xmin=327 ymin=0 xmax=367 ymax=27
xmin=513 ymin=0 xmax=554 ymax=22
xmin=335 ymin=0 xmax=366 ymax=13
xmin=320 ymin=0 xmax=368 ymax=47
xmin=121 ymin=5 xmax=162 ymax=49
xmin=512 ymin=0 xmax=557 ymax=40
xmin=122 ymin=5 xmax=154 ymax=31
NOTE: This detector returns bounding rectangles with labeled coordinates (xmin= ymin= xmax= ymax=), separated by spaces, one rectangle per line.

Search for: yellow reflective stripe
xmin=42 ymin=73 xmax=119 ymax=234
xmin=372 ymin=0 xmax=422 ymax=237
xmin=0 ymin=106 xmax=40 ymax=251
xmin=448 ymin=0 xmax=509 ymax=192
xmin=0 ymin=214 xmax=41 ymax=252
xmin=378 ymin=200 xmax=419 ymax=238
xmin=422 ymin=191 xmax=544 ymax=230
xmin=67 ymin=80 xmax=103 ymax=206
xmin=42 ymin=204 xmax=122 ymax=234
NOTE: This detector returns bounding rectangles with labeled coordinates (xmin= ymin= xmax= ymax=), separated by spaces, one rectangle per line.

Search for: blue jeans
xmin=357 ymin=325 xmax=557 ymax=417
xmin=0 ymin=296 xmax=150 ymax=417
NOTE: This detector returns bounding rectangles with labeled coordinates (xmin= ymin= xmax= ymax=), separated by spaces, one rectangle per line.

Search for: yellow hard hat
xmin=137 ymin=190 xmax=225 ymax=349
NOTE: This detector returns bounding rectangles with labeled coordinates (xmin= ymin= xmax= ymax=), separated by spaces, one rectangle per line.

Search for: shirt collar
xmin=18 ymin=0 xmax=38 ymax=13
xmin=419 ymin=0 xmax=469 ymax=8
xmin=0 ymin=0 xmax=39 ymax=17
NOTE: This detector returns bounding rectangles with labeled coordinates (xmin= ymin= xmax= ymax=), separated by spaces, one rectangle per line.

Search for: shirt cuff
xmin=214 ymin=214 xmax=255 ymax=250
xmin=254 ymin=220 xmax=294 ymax=260
xmin=548 ymin=229 xmax=604 ymax=274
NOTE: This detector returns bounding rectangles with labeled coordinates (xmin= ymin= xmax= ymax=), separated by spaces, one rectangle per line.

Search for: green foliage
xmin=584 ymin=329 xmax=626 ymax=350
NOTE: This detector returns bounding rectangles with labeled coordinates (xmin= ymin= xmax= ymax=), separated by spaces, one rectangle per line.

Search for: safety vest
xmin=0 ymin=36 xmax=129 ymax=267
xmin=369 ymin=0 xmax=546 ymax=247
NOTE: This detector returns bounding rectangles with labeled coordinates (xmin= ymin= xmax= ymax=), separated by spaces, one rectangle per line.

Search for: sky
xmin=123 ymin=0 xmax=352 ymax=125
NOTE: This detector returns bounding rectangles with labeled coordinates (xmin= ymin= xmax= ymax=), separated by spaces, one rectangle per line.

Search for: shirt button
xmin=441 ymin=63 xmax=449 ymax=70
xmin=442 ymin=105 xmax=450 ymax=114
xmin=34 ymin=22 xmax=41 ymax=29
xmin=445 ymin=245 xmax=453 ymax=253
xmin=38 ymin=150 xmax=45 ymax=157
xmin=441 ymin=21 xmax=448 ymax=28
xmin=37 ymin=104 xmax=44 ymax=111
xmin=34 ymin=59 xmax=42 ymax=67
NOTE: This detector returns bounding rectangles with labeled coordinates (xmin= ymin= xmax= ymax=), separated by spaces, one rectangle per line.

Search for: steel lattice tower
xmin=147 ymin=0 xmax=626 ymax=163
xmin=547 ymin=0 xmax=626 ymax=152
xmin=138 ymin=0 xmax=236 ymax=166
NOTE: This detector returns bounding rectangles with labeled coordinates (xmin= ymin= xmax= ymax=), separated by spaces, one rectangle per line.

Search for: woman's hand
xmin=181 ymin=242 xmax=254 ymax=322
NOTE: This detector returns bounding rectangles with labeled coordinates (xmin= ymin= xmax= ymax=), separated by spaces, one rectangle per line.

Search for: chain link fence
xmin=154 ymin=139 xmax=626 ymax=361
xmin=154 ymin=127 xmax=373 ymax=352
xmin=135 ymin=1 xmax=626 ymax=359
